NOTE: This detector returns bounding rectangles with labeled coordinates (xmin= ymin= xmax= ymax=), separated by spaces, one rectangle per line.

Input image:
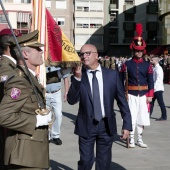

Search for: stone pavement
xmin=49 ymin=84 xmax=170 ymax=170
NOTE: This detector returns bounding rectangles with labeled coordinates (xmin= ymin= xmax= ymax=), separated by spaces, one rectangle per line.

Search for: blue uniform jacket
xmin=120 ymin=58 xmax=154 ymax=97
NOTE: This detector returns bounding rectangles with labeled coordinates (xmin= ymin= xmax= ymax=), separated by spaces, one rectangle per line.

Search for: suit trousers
xmin=78 ymin=118 xmax=114 ymax=170
xmin=150 ymin=91 xmax=167 ymax=119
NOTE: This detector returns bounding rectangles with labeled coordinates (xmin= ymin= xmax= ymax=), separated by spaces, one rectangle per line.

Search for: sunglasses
xmin=79 ymin=51 xmax=97 ymax=57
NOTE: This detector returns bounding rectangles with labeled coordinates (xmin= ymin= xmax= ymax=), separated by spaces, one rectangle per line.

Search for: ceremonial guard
xmin=0 ymin=29 xmax=18 ymax=170
xmin=0 ymin=29 xmax=18 ymax=100
xmin=0 ymin=30 xmax=51 ymax=170
xmin=120 ymin=23 xmax=154 ymax=148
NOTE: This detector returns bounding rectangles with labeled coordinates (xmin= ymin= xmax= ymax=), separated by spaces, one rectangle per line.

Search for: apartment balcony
xmin=74 ymin=11 xmax=104 ymax=18
xmin=146 ymin=4 xmax=158 ymax=14
xmin=110 ymin=4 xmax=118 ymax=10
xmin=74 ymin=27 xmax=104 ymax=35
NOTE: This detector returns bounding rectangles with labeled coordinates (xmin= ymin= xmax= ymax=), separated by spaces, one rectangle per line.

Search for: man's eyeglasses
xmin=79 ymin=51 xmax=97 ymax=57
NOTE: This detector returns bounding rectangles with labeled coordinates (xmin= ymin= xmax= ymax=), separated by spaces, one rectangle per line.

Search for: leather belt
xmin=46 ymin=89 xmax=60 ymax=93
xmin=128 ymin=85 xmax=148 ymax=91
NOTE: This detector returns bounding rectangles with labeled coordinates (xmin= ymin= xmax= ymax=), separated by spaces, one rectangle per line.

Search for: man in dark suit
xmin=67 ymin=44 xmax=132 ymax=170
xmin=0 ymin=30 xmax=52 ymax=170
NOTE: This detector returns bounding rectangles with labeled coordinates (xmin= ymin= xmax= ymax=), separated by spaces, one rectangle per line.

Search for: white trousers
xmin=46 ymin=90 xmax=62 ymax=139
xmin=128 ymin=94 xmax=150 ymax=136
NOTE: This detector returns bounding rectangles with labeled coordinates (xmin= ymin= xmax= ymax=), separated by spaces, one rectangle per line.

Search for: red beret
xmin=0 ymin=29 xmax=13 ymax=36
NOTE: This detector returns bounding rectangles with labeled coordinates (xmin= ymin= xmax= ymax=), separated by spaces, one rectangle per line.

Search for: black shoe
xmin=53 ymin=138 xmax=62 ymax=145
xmin=155 ymin=117 xmax=167 ymax=121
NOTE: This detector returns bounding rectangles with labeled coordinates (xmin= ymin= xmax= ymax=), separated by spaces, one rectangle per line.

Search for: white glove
xmin=36 ymin=113 xmax=52 ymax=127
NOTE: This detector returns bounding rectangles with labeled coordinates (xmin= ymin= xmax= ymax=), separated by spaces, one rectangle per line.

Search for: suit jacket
xmin=67 ymin=66 xmax=132 ymax=138
xmin=0 ymin=65 xmax=49 ymax=169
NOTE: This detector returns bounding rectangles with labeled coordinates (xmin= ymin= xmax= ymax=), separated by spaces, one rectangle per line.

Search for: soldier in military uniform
xmin=0 ymin=29 xmax=18 ymax=170
xmin=120 ymin=23 xmax=154 ymax=148
xmin=0 ymin=30 xmax=51 ymax=170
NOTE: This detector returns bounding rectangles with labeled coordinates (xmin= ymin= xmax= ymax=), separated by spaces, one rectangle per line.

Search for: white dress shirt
xmin=2 ymin=54 xmax=16 ymax=64
xmin=153 ymin=63 xmax=164 ymax=92
xmin=87 ymin=65 xmax=105 ymax=118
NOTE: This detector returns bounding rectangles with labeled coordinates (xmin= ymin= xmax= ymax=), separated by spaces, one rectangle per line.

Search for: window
xmin=76 ymin=1 xmax=89 ymax=11
xmin=56 ymin=0 xmax=66 ymax=9
xmin=75 ymin=35 xmax=89 ymax=45
xmin=90 ymin=2 xmax=103 ymax=12
xmin=125 ymin=0 xmax=134 ymax=5
xmin=124 ymin=13 xmax=134 ymax=21
xmin=75 ymin=1 xmax=103 ymax=12
xmin=124 ymin=30 xmax=134 ymax=38
xmin=75 ymin=18 xmax=103 ymax=28
xmin=0 ymin=14 xmax=7 ymax=23
xmin=76 ymin=18 xmax=89 ymax=28
xmin=57 ymin=17 xmax=65 ymax=26
xmin=110 ymin=0 xmax=117 ymax=4
xmin=90 ymin=18 xmax=103 ymax=28
xmin=75 ymin=34 xmax=103 ymax=45
xmin=109 ymin=29 xmax=118 ymax=43
xmin=46 ymin=1 xmax=51 ymax=8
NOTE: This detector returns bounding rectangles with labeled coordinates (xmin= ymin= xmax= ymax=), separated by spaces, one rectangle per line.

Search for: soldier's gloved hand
xmin=36 ymin=113 xmax=52 ymax=127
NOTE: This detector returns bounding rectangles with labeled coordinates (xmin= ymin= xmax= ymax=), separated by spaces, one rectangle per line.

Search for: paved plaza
xmin=49 ymin=84 xmax=170 ymax=170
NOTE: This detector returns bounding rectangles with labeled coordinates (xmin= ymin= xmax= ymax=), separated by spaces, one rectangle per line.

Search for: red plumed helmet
xmin=130 ymin=23 xmax=146 ymax=52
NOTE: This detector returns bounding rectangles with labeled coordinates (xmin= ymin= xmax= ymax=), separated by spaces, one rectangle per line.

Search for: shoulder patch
xmin=11 ymin=88 xmax=21 ymax=99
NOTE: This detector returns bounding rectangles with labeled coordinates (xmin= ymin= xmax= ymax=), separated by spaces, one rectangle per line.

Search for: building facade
xmin=159 ymin=0 xmax=170 ymax=52
xmin=0 ymin=0 xmax=32 ymax=34
xmin=0 ymin=0 xmax=162 ymax=56
xmin=105 ymin=0 xmax=160 ymax=56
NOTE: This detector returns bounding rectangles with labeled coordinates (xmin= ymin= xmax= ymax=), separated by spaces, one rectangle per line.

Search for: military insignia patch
xmin=11 ymin=88 xmax=21 ymax=99
xmin=1 ymin=75 xmax=8 ymax=82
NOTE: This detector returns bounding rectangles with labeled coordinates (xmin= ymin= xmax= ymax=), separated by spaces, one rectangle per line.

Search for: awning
xmin=17 ymin=12 xmax=31 ymax=23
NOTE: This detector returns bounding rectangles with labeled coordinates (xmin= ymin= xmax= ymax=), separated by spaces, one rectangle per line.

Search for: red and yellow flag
xmin=31 ymin=1 xmax=80 ymax=86
xmin=45 ymin=9 xmax=80 ymax=67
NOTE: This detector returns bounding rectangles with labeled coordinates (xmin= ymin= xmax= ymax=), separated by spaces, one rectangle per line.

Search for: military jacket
xmin=121 ymin=57 xmax=154 ymax=97
xmin=0 ymin=65 xmax=49 ymax=168
xmin=0 ymin=55 xmax=16 ymax=101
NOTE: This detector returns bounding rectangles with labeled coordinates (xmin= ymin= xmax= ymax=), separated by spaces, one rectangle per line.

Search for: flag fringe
xmin=45 ymin=59 xmax=82 ymax=68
